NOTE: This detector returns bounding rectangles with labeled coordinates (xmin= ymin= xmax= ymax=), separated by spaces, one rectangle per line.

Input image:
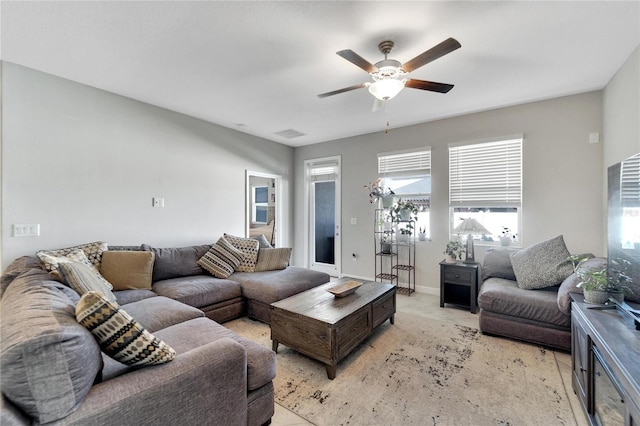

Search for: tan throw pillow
xmin=37 ymin=241 xmax=108 ymax=270
xmin=224 ymin=234 xmax=260 ymax=272
xmin=254 ymin=248 xmax=292 ymax=272
xmin=100 ymin=251 xmax=155 ymax=291
xmin=197 ymin=236 xmax=245 ymax=279
xmin=76 ymin=292 xmax=175 ymax=367
xmin=57 ymin=261 xmax=117 ymax=303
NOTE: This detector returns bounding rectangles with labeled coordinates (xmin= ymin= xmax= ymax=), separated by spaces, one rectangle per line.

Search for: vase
xmin=381 ymin=196 xmax=395 ymax=209
xmin=608 ymin=290 xmax=624 ymax=303
xmin=399 ymin=209 xmax=412 ymax=221
xmin=381 ymin=243 xmax=392 ymax=254
xmin=500 ymin=236 xmax=511 ymax=247
xmin=446 ymin=255 xmax=456 ymax=263
xmin=418 ymin=233 xmax=427 ymax=241
xmin=584 ymin=289 xmax=609 ymax=304
xmin=398 ymin=234 xmax=409 ymax=244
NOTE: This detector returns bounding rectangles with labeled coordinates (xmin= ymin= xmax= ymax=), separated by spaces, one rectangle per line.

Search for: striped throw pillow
xmin=254 ymin=248 xmax=292 ymax=272
xmin=197 ymin=236 xmax=245 ymax=278
xmin=76 ymin=292 xmax=175 ymax=367
xmin=58 ymin=260 xmax=117 ymax=303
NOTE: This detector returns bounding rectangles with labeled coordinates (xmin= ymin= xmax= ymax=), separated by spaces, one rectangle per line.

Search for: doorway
xmin=305 ymin=157 xmax=340 ymax=276
xmin=246 ymin=171 xmax=281 ymax=247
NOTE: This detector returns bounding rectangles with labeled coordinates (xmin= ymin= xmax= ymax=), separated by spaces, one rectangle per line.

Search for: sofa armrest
xmin=53 ymin=337 xmax=248 ymax=425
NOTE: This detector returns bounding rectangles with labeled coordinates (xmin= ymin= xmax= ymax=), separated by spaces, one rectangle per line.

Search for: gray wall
xmin=1 ymin=62 xmax=294 ymax=267
xmin=294 ymin=91 xmax=605 ymax=292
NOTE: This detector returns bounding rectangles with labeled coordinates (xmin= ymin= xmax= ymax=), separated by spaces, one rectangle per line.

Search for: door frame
xmin=304 ymin=156 xmax=341 ymax=276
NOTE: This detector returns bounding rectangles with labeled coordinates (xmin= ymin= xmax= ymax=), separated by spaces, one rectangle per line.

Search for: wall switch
xmin=589 ymin=132 xmax=600 ymax=144
xmin=13 ymin=224 xmax=40 ymax=237
xmin=152 ymin=197 xmax=165 ymax=208
xmin=350 ymin=217 xmax=357 ymax=225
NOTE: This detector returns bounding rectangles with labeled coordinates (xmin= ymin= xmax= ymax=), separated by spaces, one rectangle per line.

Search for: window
xmin=252 ymin=186 xmax=269 ymax=224
xmin=378 ymin=148 xmax=431 ymax=239
xmin=448 ymin=136 xmax=523 ymax=243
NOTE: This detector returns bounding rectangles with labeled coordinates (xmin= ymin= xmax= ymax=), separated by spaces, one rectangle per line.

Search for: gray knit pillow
xmin=510 ymin=235 xmax=573 ymax=290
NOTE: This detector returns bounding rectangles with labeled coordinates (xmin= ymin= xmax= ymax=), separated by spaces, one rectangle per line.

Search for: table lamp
xmin=453 ymin=218 xmax=490 ymax=263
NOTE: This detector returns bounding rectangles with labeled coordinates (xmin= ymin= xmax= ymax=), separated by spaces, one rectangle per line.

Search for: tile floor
xmin=270 ymin=291 xmax=588 ymax=426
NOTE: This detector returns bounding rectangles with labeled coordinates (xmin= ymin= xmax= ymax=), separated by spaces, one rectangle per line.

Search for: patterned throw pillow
xmin=58 ymin=261 xmax=117 ymax=302
xmin=76 ymin=292 xmax=175 ymax=367
xmin=510 ymin=235 xmax=574 ymax=290
xmin=38 ymin=249 xmax=114 ymax=290
xmin=197 ymin=236 xmax=245 ymax=279
xmin=254 ymin=248 xmax=292 ymax=272
xmin=224 ymin=234 xmax=260 ymax=272
xmin=37 ymin=241 xmax=108 ymax=270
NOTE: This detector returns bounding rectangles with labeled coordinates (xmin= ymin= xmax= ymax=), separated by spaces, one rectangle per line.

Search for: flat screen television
xmin=607 ymin=152 xmax=640 ymax=304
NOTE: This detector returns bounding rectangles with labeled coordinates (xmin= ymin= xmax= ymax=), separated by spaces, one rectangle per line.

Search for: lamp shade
xmin=368 ymin=79 xmax=404 ymax=100
xmin=453 ymin=218 xmax=490 ymax=235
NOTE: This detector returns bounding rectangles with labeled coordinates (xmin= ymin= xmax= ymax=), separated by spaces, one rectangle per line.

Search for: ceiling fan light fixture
xmin=368 ymin=79 xmax=405 ymax=101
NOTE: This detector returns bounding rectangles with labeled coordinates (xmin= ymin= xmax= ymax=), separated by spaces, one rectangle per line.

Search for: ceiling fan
xmin=318 ymin=38 xmax=461 ymax=111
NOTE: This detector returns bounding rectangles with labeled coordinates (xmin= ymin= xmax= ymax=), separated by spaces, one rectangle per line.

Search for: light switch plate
xmin=13 ymin=224 xmax=40 ymax=237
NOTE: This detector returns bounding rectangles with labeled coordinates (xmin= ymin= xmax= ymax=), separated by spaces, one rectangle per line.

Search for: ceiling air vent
xmin=274 ymin=128 xmax=306 ymax=139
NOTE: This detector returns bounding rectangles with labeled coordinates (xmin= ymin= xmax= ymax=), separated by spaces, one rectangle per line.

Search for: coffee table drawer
xmin=372 ymin=292 xmax=395 ymax=328
xmin=336 ymin=306 xmax=371 ymax=360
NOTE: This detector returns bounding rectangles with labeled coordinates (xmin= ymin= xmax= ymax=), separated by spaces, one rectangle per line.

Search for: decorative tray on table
xmin=327 ymin=281 xmax=362 ymax=297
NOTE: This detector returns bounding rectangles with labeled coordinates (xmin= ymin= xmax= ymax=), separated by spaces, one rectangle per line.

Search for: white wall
xmin=1 ymin=62 xmax=294 ymax=267
xmin=294 ymin=91 xmax=604 ymax=293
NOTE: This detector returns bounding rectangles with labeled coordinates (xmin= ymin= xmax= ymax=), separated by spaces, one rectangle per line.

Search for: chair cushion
xmin=141 ymin=244 xmax=210 ymax=282
xmin=100 ymin=250 xmax=155 ymax=290
xmin=152 ymin=276 xmax=242 ymax=309
xmin=0 ymin=270 xmax=102 ymax=424
xmin=510 ymin=235 xmax=574 ymax=289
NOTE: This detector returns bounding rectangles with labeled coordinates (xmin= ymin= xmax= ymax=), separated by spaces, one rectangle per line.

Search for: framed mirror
xmin=246 ymin=170 xmax=282 ymax=247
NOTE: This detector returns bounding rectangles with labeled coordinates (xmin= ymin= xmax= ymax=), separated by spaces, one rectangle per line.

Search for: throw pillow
xmin=224 ymin=234 xmax=260 ymax=272
xmin=57 ymin=261 xmax=117 ymax=303
xmin=510 ymin=235 xmax=574 ymax=290
xmin=37 ymin=241 xmax=108 ymax=270
xmin=197 ymin=236 xmax=245 ymax=279
xmin=481 ymin=248 xmax=518 ymax=281
xmin=99 ymin=251 xmax=155 ymax=291
xmin=75 ymin=292 xmax=176 ymax=367
xmin=254 ymin=247 xmax=292 ymax=272
xmin=251 ymin=234 xmax=272 ymax=249
xmin=39 ymin=249 xmax=114 ymax=290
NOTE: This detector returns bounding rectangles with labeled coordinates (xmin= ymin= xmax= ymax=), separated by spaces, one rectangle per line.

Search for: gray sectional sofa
xmin=0 ymin=241 xmax=330 ymax=426
xmin=477 ymin=237 xmax=603 ymax=351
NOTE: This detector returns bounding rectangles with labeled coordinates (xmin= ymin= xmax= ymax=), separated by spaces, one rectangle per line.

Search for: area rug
xmin=226 ymin=313 xmax=576 ymax=425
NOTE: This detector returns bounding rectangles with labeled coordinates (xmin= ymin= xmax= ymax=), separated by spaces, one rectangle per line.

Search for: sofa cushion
xmin=115 ymin=289 xmax=159 ymax=305
xmin=225 ymin=234 xmax=260 ymax=272
xmin=153 ymin=275 xmax=242 ymax=309
xmin=141 ymin=244 xmax=210 ymax=282
xmin=119 ymin=295 xmax=206 ymax=333
xmin=478 ymin=277 xmax=570 ymax=328
xmin=100 ymin=250 xmax=155 ymax=290
xmin=557 ymin=257 xmax=607 ymax=314
xmin=0 ymin=269 xmax=102 ymax=424
xmin=1 ymin=255 xmax=44 ymax=297
xmin=198 ymin=237 xmax=245 ymax=279
xmin=510 ymin=235 xmax=574 ymax=289
xmin=37 ymin=241 xmax=108 ymax=270
xmin=57 ymin=260 xmax=117 ymax=303
xmin=481 ymin=248 xmax=518 ymax=281
xmin=154 ymin=317 xmax=276 ymax=391
xmin=233 ymin=266 xmax=330 ymax=305
xmin=253 ymin=248 xmax=292 ymax=272
xmin=252 ymin=234 xmax=272 ymax=249
xmin=76 ymin=292 xmax=176 ymax=367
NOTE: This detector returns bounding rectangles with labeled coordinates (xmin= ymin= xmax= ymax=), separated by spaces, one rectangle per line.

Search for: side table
xmin=439 ymin=260 xmax=479 ymax=313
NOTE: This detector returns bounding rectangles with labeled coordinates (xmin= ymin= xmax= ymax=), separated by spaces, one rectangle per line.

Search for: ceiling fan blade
xmin=405 ymin=79 xmax=454 ymax=93
xmin=372 ymin=98 xmax=385 ymax=112
xmin=336 ymin=50 xmax=378 ymax=73
xmin=402 ymin=38 xmax=461 ymax=73
xmin=317 ymin=83 xmax=367 ymax=98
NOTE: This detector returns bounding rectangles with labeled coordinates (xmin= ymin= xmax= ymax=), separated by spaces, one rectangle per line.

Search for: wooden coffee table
xmin=270 ymin=279 xmax=396 ymax=379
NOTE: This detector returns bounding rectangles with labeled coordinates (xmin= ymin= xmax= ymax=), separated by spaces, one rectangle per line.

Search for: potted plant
xmin=500 ymin=227 xmax=512 ymax=246
xmin=418 ymin=227 xmax=427 ymax=241
xmin=364 ymin=179 xmax=394 ymax=207
xmin=608 ymin=257 xmax=632 ymax=302
xmin=391 ymin=199 xmax=418 ymax=222
xmin=444 ymin=240 xmax=464 ymax=263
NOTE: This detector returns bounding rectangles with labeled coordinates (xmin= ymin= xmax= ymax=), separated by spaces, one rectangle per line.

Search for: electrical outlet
xmin=152 ymin=197 xmax=165 ymax=208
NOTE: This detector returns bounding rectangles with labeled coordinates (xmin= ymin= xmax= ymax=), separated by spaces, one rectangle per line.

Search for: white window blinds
xmin=378 ymin=149 xmax=431 ymax=176
xmin=449 ymin=138 xmax=522 ymax=206
xmin=621 ymin=153 xmax=640 ymax=207
xmin=309 ymin=161 xmax=339 ymax=182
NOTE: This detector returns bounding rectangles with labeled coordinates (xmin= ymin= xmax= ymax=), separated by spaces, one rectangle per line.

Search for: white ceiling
xmin=2 ymin=1 xmax=639 ymax=147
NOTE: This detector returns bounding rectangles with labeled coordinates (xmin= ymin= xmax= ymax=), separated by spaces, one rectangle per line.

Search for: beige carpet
xmin=227 ymin=312 xmax=577 ymax=426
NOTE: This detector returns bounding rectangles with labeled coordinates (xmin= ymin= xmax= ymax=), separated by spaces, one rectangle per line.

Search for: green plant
xmin=577 ymin=267 xmax=608 ymax=292
xmin=608 ymin=257 xmax=632 ymax=294
xmin=364 ymin=178 xmax=394 ymax=204
xmin=391 ymin=198 xmax=418 ymax=235
xmin=444 ymin=240 xmax=465 ymax=260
